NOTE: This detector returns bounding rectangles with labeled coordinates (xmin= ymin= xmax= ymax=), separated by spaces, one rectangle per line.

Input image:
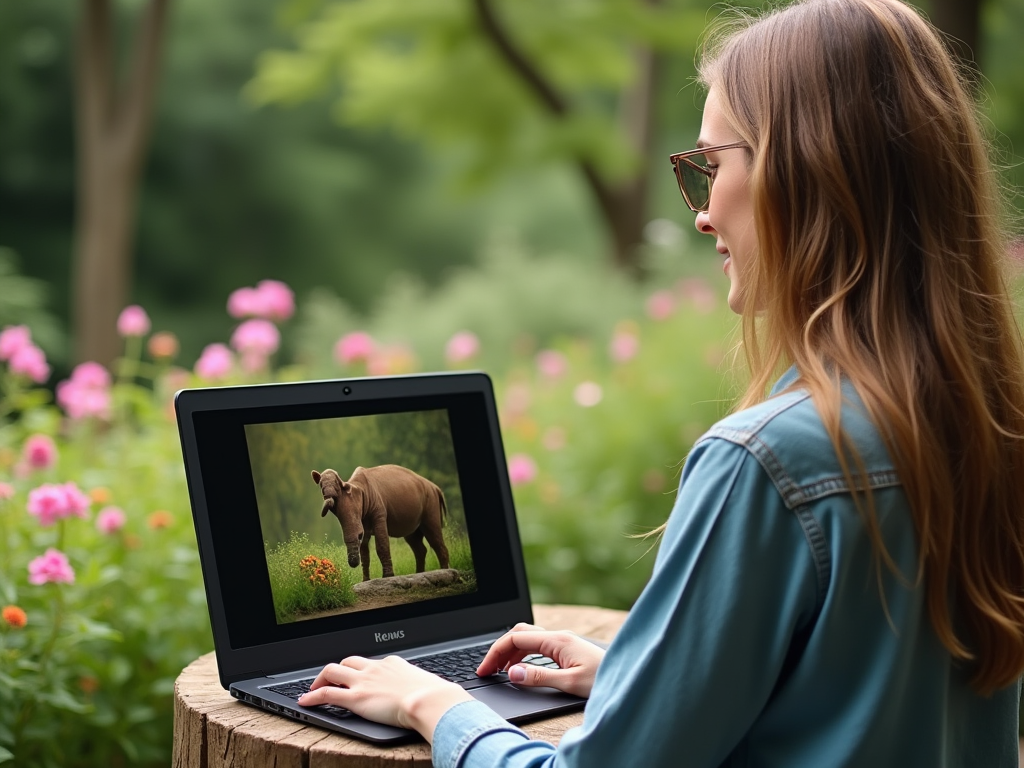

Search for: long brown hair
xmin=699 ymin=0 xmax=1024 ymax=694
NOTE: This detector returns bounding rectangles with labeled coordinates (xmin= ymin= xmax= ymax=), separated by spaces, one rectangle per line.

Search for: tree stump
xmin=172 ymin=604 xmax=628 ymax=768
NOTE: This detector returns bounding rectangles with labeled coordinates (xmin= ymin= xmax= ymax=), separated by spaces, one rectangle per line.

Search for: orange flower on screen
xmin=2 ymin=605 xmax=27 ymax=628
xmin=148 ymin=510 xmax=173 ymax=529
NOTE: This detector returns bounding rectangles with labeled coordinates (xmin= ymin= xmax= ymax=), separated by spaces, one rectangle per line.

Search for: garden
xmin=0 ymin=266 xmax=736 ymax=765
xmin=3 ymin=0 xmax=1024 ymax=764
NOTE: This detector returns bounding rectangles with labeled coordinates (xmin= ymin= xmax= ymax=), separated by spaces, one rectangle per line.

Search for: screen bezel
xmin=175 ymin=372 xmax=533 ymax=687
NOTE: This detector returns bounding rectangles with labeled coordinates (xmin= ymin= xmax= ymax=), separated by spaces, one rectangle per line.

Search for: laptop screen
xmin=177 ymin=374 xmax=530 ymax=678
xmin=244 ymin=407 xmax=477 ymax=625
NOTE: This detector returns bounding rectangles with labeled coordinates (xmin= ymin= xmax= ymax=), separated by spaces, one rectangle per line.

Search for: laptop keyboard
xmin=263 ymin=642 xmax=560 ymax=718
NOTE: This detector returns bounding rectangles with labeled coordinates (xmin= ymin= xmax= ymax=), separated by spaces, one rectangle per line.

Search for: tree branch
xmin=471 ymin=0 xmax=567 ymax=116
xmin=118 ymin=0 xmax=171 ymax=168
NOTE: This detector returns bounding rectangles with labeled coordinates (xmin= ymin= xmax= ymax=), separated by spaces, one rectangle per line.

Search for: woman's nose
xmin=694 ymin=210 xmax=715 ymax=235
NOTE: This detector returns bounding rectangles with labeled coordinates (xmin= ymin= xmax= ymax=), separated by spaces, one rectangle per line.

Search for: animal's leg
xmin=423 ymin=523 xmax=449 ymax=571
xmin=405 ymin=530 xmax=427 ymax=573
xmin=360 ymin=536 xmax=371 ymax=581
xmin=373 ymin=521 xmax=394 ymax=578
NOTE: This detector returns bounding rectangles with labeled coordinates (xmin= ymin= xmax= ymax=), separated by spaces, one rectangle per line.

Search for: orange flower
xmin=148 ymin=510 xmax=173 ymax=529
xmin=148 ymin=331 xmax=180 ymax=360
xmin=2 ymin=605 xmax=27 ymax=628
xmin=79 ymin=676 xmax=100 ymax=694
xmin=89 ymin=487 xmax=113 ymax=505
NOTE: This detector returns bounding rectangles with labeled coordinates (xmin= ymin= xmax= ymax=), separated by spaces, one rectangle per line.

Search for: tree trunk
xmin=928 ymin=0 xmax=982 ymax=76
xmin=72 ymin=0 xmax=170 ymax=366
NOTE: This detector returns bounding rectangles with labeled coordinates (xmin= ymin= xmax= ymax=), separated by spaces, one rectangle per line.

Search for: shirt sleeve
xmin=433 ymin=437 xmax=820 ymax=768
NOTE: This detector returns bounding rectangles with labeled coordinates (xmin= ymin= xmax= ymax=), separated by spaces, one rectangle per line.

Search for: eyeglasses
xmin=669 ymin=141 xmax=747 ymax=213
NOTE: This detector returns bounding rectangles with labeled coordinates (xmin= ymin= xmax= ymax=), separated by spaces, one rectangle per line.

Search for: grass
xmin=266 ymin=529 xmax=476 ymax=623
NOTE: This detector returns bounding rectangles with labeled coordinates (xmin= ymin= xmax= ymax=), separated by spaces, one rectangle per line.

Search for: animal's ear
xmin=312 ymin=470 xmax=322 ymax=485
xmin=340 ymin=480 xmax=350 ymax=493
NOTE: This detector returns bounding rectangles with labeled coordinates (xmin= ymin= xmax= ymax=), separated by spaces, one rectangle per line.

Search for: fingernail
xmin=296 ymin=694 xmax=309 ymax=704
xmin=509 ymin=665 xmax=526 ymax=683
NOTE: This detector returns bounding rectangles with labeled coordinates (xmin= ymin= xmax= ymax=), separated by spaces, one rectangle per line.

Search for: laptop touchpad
xmin=471 ymin=683 xmax=585 ymax=721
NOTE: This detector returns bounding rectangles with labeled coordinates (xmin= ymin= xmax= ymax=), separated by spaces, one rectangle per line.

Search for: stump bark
xmin=172 ymin=604 xmax=628 ymax=768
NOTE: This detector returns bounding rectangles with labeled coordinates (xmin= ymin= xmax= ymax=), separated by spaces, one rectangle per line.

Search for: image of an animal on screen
xmin=312 ymin=464 xmax=450 ymax=581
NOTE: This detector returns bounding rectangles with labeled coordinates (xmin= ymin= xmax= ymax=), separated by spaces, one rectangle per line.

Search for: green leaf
xmin=0 ymin=746 xmax=14 ymax=764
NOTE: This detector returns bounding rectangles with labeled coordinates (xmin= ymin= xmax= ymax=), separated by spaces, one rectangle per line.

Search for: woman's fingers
xmin=506 ymin=661 xmax=593 ymax=698
xmin=477 ymin=629 xmax=552 ymax=676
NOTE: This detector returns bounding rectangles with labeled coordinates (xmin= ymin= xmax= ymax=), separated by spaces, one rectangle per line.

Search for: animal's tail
xmin=438 ymin=487 xmax=448 ymax=527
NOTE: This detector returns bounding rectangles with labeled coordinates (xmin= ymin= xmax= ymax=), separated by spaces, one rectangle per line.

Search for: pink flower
xmin=8 ymin=344 xmax=49 ymax=383
xmin=535 ymin=350 xmax=568 ymax=380
xmin=26 ymin=484 xmax=67 ymax=526
xmin=95 ymin=506 xmax=126 ymax=534
xmin=26 ymin=482 xmax=90 ymax=526
xmin=507 ymin=454 xmax=538 ymax=485
xmin=645 ymin=289 xmax=676 ymax=321
xmin=239 ymin=350 xmax=269 ymax=373
xmin=28 ymin=548 xmax=75 ymax=585
xmin=22 ymin=434 xmax=57 ymax=471
xmin=503 ymin=383 xmax=531 ymax=419
xmin=117 ymin=305 xmax=151 ymax=337
xmin=609 ymin=330 xmax=639 ymax=363
xmin=62 ymin=482 xmax=91 ymax=518
xmin=195 ymin=343 xmax=234 ymax=380
xmin=0 ymin=325 xmax=32 ymax=361
xmin=445 ymin=331 xmax=480 ymax=364
xmin=255 ymin=280 xmax=295 ymax=322
xmin=227 ymin=287 xmax=260 ymax=319
xmin=227 ymin=281 xmax=295 ymax=321
xmin=230 ymin=319 xmax=280 ymax=357
xmin=573 ymin=381 xmax=603 ymax=407
xmin=0 ymin=482 xmax=14 ymax=500
xmin=69 ymin=362 xmax=112 ymax=389
xmin=676 ymin=278 xmax=717 ymax=314
xmin=366 ymin=345 xmax=417 ymax=376
xmin=56 ymin=384 xmax=111 ymax=421
xmin=334 ymin=332 xmax=375 ymax=365
xmin=56 ymin=362 xmax=112 ymax=420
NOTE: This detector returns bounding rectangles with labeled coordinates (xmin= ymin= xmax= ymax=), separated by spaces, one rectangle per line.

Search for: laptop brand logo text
xmin=374 ymin=630 xmax=405 ymax=643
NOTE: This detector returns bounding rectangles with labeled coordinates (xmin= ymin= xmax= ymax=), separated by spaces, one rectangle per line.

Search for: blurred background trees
xmin=0 ymin=0 xmax=1022 ymax=373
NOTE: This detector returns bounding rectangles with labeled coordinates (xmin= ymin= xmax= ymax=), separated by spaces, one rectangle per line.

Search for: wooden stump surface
xmin=172 ymin=604 xmax=628 ymax=768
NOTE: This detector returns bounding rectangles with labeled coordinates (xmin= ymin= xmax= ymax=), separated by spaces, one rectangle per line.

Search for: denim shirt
xmin=432 ymin=367 xmax=1021 ymax=768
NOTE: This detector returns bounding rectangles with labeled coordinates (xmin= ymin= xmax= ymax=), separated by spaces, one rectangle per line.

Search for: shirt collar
xmin=770 ymin=364 xmax=801 ymax=396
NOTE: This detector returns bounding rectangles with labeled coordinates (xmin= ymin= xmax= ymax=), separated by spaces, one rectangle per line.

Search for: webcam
xmin=342 ymin=386 xmax=352 ymax=396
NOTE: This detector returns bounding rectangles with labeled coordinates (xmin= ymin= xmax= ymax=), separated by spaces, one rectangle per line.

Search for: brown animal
xmin=311 ymin=465 xmax=449 ymax=581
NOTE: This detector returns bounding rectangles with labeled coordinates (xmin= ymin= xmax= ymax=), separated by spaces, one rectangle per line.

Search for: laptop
xmin=174 ymin=371 xmax=587 ymax=743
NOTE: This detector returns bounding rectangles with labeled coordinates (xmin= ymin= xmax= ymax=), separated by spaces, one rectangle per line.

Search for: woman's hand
xmin=296 ymin=656 xmax=473 ymax=739
xmin=477 ymin=623 xmax=606 ymax=699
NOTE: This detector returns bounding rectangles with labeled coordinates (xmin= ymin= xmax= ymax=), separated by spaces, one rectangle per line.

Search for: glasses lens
xmin=678 ymin=155 xmax=711 ymax=212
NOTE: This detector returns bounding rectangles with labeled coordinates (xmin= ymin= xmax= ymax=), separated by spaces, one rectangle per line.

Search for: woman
xmin=298 ymin=0 xmax=1024 ymax=764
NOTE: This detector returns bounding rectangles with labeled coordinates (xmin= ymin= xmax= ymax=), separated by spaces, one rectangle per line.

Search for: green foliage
xmin=248 ymin=0 xmax=705 ymax=183
xmin=0 ymin=366 xmax=212 ymax=765
xmin=266 ymin=533 xmax=357 ymax=622
xmin=0 ymin=247 xmax=735 ymax=763
xmin=292 ymin=235 xmax=675 ymax=376
xmin=0 ymin=249 xmax=64 ymax=361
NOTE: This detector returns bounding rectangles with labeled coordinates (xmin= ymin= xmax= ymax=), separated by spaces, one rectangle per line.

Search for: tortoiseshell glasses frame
xmin=669 ymin=141 xmax=748 ymax=213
